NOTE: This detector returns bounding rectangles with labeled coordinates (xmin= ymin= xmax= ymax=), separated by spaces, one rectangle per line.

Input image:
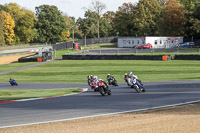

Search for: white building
xmin=118 ymin=36 xmax=183 ymax=48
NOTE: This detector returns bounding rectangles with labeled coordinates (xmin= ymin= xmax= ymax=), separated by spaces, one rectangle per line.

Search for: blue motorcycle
xmin=130 ymin=78 xmax=145 ymax=93
xmin=9 ymin=78 xmax=18 ymax=86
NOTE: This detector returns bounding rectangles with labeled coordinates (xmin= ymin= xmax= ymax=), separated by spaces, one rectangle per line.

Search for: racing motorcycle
xmin=130 ymin=78 xmax=145 ymax=93
xmin=9 ymin=78 xmax=18 ymax=86
xmin=90 ymin=80 xmax=111 ymax=96
xmin=107 ymin=77 xmax=118 ymax=86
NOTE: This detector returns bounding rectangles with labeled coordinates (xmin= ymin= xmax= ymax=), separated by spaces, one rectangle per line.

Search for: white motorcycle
xmin=130 ymin=78 xmax=145 ymax=93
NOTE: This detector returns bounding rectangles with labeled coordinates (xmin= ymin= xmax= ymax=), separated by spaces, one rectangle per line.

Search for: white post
xmin=85 ymin=35 xmax=86 ymax=46
xmin=54 ymin=50 xmax=56 ymax=59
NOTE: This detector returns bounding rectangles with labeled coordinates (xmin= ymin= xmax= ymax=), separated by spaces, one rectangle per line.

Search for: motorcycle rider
xmin=128 ymin=72 xmax=138 ymax=79
xmin=128 ymin=72 xmax=145 ymax=92
xmin=124 ymin=73 xmax=129 ymax=85
xmin=9 ymin=78 xmax=14 ymax=83
xmin=107 ymin=74 xmax=113 ymax=84
xmin=107 ymin=74 xmax=118 ymax=86
xmin=87 ymin=75 xmax=93 ymax=86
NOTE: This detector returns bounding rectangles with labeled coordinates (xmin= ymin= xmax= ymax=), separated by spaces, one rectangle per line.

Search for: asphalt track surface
xmin=0 ymin=80 xmax=200 ymax=128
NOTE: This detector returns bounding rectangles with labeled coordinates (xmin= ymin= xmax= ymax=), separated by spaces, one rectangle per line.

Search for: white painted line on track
xmin=1 ymin=99 xmax=200 ymax=129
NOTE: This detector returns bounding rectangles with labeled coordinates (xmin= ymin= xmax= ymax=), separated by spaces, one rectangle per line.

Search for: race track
xmin=0 ymin=80 xmax=200 ymax=128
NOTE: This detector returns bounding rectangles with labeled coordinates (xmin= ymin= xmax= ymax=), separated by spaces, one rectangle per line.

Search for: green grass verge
xmin=0 ymin=62 xmax=38 ymax=73
xmin=0 ymin=88 xmax=82 ymax=101
xmin=55 ymin=48 xmax=84 ymax=59
xmin=0 ymin=60 xmax=199 ymax=83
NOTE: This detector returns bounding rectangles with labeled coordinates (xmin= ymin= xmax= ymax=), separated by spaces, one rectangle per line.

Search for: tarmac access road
xmin=0 ymin=80 xmax=200 ymax=128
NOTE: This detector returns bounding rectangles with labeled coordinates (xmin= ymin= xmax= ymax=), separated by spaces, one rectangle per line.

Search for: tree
xmin=15 ymin=9 xmax=34 ymax=44
xmin=177 ymin=0 xmax=200 ymax=38
xmin=5 ymin=3 xmax=34 ymax=44
xmin=0 ymin=11 xmax=5 ymax=46
xmin=135 ymin=0 xmax=162 ymax=36
xmin=114 ymin=2 xmax=136 ymax=36
xmin=61 ymin=14 xmax=74 ymax=41
xmin=2 ymin=11 xmax=15 ymax=45
xmin=35 ymin=5 xmax=67 ymax=43
xmin=77 ymin=10 xmax=99 ymax=38
xmin=89 ymin=0 xmax=106 ymax=38
xmin=103 ymin=11 xmax=116 ymax=36
xmin=163 ymin=0 xmax=185 ymax=36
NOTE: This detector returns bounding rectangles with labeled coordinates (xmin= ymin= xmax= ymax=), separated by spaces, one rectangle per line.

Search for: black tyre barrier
xmin=18 ymin=57 xmax=37 ymax=62
xmin=174 ymin=55 xmax=200 ymax=60
xmin=62 ymin=55 xmax=171 ymax=60
xmin=18 ymin=57 xmax=47 ymax=63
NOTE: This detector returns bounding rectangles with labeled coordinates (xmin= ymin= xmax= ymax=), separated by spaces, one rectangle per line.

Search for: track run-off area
xmin=0 ymin=80 xmax=200 ymax=128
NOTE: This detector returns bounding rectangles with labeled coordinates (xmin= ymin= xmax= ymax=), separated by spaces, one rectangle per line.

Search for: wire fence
xmin=52 ymin=36 xmax=118 ymax=51
xmin=68 ymin=48 xmax=200 ymax=55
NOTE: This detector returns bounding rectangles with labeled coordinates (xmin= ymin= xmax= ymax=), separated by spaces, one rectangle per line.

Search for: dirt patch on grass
xmin=0 ymin=54 xmax=33 ymax=65
xmin=1 ymin=103 xmax=200 ymax=133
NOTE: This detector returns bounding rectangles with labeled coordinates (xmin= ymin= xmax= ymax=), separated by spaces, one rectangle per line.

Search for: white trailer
xmin=118 ymin=36 xmax=183 ymax=48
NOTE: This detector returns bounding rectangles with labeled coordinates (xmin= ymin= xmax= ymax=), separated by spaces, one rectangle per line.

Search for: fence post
xmin=54 ymin=50 xmax=56 ymax=59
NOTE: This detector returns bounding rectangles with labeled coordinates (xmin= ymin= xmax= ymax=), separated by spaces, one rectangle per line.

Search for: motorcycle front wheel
xmin=134 ymin=85 xmax=142 ymax=93
xmin=99 ymin=87 xmax=106 ymax=96
xmin=107 ymin=90 xmax=111 ymax=95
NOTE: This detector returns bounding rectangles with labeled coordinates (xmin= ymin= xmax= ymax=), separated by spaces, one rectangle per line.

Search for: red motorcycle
xmin=90 ymin=80 xmax=111 ymax=96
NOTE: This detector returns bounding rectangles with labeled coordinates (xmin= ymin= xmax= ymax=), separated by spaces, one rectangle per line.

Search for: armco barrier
xmin=174 ymin=55 xmax=200 ymax=60
xmin=62 ymin=55 xmax=171 ymax=60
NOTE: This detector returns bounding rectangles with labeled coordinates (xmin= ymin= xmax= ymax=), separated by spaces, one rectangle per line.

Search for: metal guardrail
xmin=80 ymin=48 xmax=200 ymax=55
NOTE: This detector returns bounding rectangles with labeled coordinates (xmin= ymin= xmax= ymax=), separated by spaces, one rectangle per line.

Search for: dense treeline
xmin=0 ymin=0 xmax=199 ymax=46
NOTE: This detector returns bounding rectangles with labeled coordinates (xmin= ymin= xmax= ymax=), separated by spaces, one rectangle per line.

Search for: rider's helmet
xmin=93 ymin=76 xmax=97 ymax=80
xmin=125 ymin=73 xmax=128 ymax=78
xmin=87 ymin=75 xmax=90 ymax=78
xmin=91 ymin=75 xmax=94 ymax=80
xmin=107 ymin=74 xmax=110 ymax=78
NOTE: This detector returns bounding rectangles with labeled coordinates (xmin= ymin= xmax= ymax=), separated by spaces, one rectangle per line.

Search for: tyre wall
xmin=62 ymin=55 xmax=171 ymax=60
xmin=18 ymin=57 xmax=47 ymax=62
xmin=174 ymin=55 xmax=200 ymax=60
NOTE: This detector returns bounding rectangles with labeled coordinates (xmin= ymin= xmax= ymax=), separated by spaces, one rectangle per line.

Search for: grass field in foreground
xmin=0 ymin=60 xmax=199 ymax=83
xmin=0 ymin=88 xmax=82 ymax=101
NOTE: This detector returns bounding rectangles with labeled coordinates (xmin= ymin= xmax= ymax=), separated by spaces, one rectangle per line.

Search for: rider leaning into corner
xmin=107 ymin=74 xmax=114 ymax=83
xmin=127 ymin=72 xmax=145 ymax=91
xmin=88 ymin=75 xmax=109 ymax=88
